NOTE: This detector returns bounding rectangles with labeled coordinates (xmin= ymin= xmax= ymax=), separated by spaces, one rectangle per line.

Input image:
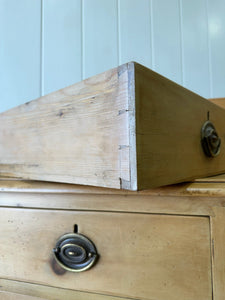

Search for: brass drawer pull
xmin=53 ymin=228 xmax=98 ymax=272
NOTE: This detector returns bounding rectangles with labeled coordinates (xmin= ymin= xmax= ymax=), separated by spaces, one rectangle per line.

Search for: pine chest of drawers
xmin=0 ymin=177 xmax=224 ymax=300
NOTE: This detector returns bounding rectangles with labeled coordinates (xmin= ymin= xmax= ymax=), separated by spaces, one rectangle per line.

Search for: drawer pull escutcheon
xmin=201 ymin=120 xmax=221 ymax=157
xmin=53 ymin=230 xmax=98 ymax=272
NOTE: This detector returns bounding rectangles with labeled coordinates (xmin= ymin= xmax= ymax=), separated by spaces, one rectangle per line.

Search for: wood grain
xmin=2 ymin=175 xmax=225 ymax=194
xmin=135 ymin=63 xmax=225 ymax=190
xmin=0 ymin=189 xmax=225 ymax=218
xmin=211 ymin=207 xmax=225 ymax=300
xmin=194 ymin=173 xmax=225 ymax=182
xmin=0 ymin=64 xmax=133 ymax=190
xmin=0 ymin=279 xmax=131 ymax=300
xmin=209 ymin=98 xmax=225 ymax=109
xmin=0 ymin=291 xmax=43 ymax=300
xmin=0 ymin=209 xmax=211 ymax=300
xmin=1 ymin=63 xmax=225 ymax=190
xmin=0 ymin=179 xmax=225 ymax=218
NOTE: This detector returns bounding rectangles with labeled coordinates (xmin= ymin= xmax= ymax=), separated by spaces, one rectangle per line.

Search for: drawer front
xmin=0 ymin=279 xmax=130 ymax=300
xmin=0 ymin=291 xmax=43 ymax=300
xmin=0 ymin=208 xmax=212 ymax=300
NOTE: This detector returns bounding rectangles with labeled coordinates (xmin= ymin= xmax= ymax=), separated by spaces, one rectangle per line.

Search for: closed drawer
xmin=0 ymin=208 xmax=212 ymax=300
xmin=0 ymin=291 xmax=43 ymax=300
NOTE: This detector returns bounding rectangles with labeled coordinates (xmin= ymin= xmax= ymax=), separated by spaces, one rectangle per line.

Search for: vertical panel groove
xmin=1 ymin=0 xmax=224 ymax=111
xmin=208 ymin=0 xmax=225 ymax=97
xmin=81 ymin=0 xmax=85 ymax=80
xmin=43 ymin=0 xmax=82 ymax=94
xmin=150 ymin=0 xmax=154 ymax=69
xmin=206 ymin=0 xmax=213 ymax=98
xmin=152 ymin=0 xmax=182 ymax=84
xmin=117 ymin=0 xmax=121 ymax=65
xmin=83 ymin=0 xmax=118 ymax=78
xmin=0 ymin=0 xmax=42 ymax=112
xmin=181 ymin=0 xmax=210 ymax=97
xmin=178 ymin=0 xmax=184 ymax=86
xmin=119 ymin=0 xmax=151 ymax=67
xmin=40 ymin=0 xmax=44 ymax=96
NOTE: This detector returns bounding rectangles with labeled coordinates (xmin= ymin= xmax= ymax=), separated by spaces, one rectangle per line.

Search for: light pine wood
xmin=0 ymin=188 xmax=225 ymax=218
xmin=1 ymin=179 xmax=225 ymax=299
xmin=209 ymin=97 xmax=225 ymax=109
xmin=0 ymin=190 xmax=223 ymax=217
xmin=0 ymin=280 xmax=130 ymax=300
xmin=1 ymin=179 xmax=225 ymax=218
xmin=185 ymin=182 xmax=225 ymax=196
xmin=0 ymin=208 xmax=211 ymax=300
xmin=194 ymin=173 xmax=225 ymax=182
xmin=0 ymin=291 xmax=44 ymax=300
xmin=211 ymin=207 xmax=225 ymax=300
xmin=0 ymin=64 xmax=134 ymax=190
xmin=1 ymin=63 xmax=225 ymax=190
xmin=2 ymin=175 xmax=225 ymax=194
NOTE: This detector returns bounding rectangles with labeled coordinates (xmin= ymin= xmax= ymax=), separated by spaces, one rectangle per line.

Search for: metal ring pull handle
xmin=201 ymin=121 xmax=221 ymax=157
xmin=53 ymin=230 xmax=98 ymax=272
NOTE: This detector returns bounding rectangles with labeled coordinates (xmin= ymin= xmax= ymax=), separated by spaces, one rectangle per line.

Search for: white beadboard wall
xmin=0 ymin=0 xmax=225 ymax=112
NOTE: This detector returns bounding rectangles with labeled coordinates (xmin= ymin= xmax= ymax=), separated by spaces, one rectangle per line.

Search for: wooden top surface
xmin=1 ymin=174 xmax=225 ymax=197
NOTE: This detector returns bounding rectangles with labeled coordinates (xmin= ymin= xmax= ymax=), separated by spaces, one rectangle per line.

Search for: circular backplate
xmin=53 ymin=232 xmax=98 ymax=272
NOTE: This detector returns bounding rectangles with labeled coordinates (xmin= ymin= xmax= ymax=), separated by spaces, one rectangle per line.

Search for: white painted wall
xmin=0 ymin=0 xmax=225 ymax=112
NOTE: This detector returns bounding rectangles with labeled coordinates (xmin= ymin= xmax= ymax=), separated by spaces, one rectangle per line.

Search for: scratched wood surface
xmin=0 ymin=279 xmax=131 ymax=300
xmin=1 ymin=177 xmax=225 ymax=299
xmin=134 ymin=63 xmax=225 ymax=190
xmin=0 ymin=209 xmax=211 ymax=300
xmin=0 ymin=291 xmax=44 ymax=300
xmin=0 ymin=64 xmax=132 ymax=190
xmin=0 ymin=179 xmax=225 ymax=219
xmin=1 ymin=62 xmax=225 ymax=190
